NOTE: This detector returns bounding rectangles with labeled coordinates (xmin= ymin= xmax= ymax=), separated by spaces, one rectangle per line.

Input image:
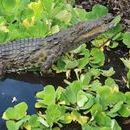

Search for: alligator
xmin=0 ymin=14 xmax=115 ymax=78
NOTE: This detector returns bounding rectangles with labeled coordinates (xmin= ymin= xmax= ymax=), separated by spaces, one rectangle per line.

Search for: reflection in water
xmin=0 ymin=78 xmax=43 ymax=130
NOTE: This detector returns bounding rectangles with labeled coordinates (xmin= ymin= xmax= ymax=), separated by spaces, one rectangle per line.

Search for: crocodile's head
xmin=63 ymin=13 xmax=115 ymax=52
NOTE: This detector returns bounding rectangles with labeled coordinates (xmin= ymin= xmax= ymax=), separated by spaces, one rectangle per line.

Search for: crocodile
xmin=0 ymin=14 xmax=115 ymax=78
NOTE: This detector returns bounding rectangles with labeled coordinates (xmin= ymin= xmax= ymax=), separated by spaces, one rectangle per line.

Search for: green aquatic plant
xmin=3 ymin=72 xmax=130 ymax=130
xmin=1 ymin=0 xmax=130 ymax=130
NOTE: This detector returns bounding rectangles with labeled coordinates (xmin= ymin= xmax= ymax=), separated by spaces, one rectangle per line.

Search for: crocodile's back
xmin=0 ymin=38 xmax=47 ymax=72
xmin=0 ymin=38 xmax=42 ymax=60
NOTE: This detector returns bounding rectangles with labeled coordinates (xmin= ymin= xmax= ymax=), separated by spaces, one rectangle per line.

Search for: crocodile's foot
xmin=40 ymin=45 xmax=62 ymax=73
xmin=0 ymin=63 xmax=5 ymax=79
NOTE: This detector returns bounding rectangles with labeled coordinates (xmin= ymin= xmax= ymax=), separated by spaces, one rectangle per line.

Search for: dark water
xmin=0 ymin=66 xmax=130 ymax=130
xmin=0 ymin=76 xmax=43 ymax=130
xmin=0 ymin=72 xmax=67 ymax=130
xmin=0 ymin=72 xmax=78 ymax=130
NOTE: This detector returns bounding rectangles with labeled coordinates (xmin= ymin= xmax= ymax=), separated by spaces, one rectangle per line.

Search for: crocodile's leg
xmin=41 ymin=45 xmax=62 ymax=71
xmin=0 ymin=62 xmax=5 ymax=79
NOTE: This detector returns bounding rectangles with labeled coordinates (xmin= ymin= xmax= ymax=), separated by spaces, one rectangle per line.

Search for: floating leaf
xmin=125 ymin=92 xmax=130 ymax=105
xmin=105 ymin=77 xmax=117 ymax=88
xmin=65 ymin=60 xmax=79 ymax=69
xmin=36 ymin=85 xmax=56 ymax=106
xmin=80 ymin=72 xmax=92 ymax=86
xmin=22 ymin=16 xmax=35 ymax=28
xmin=121 ymin=58 xmax=130 ymax=69
xmin=73 ymin=8 xmax=87 ymax=20
xmin=97 ymin=86 xmax=126 ymax=108
xmin=123 ymin=32 xmax=130 ymax=48
xmin=42 ymin=0 xmax=54 ymax=13
xmin=77 ymin=90 xmax=89 ymax=107
xmin=127 ymin=69 xmax=130 ymax=87
xmin=28 ymin=0 xmax=43 ymax=18
xmin=45 ymin=104 xmax=65 ymax=127
xmin=50 ymin=25 xmax=60 ymax=34
xmin=55 ymin=10 xmax=72 ymax=23
xmin=64 ymin=111 xmax=88 ymax=125
xmin=2 ymin=102 xmax=28 ymax=120
xmin=101 ymin=67 xmax=115 ymax=77
xmin=109 ymin=41 xmax=119 ymax=48
xmin=6 ymin=121 xmax=17 ymax=130
xmin=94 ymin=112 xmax=112 ymax=126
xmin=61 ymin=80 xmax=82 ymax=104
xmin=104 ymin=24 xmax=122 ymax=39
xmin=107 ymin=101 xmax=123 ymax=117
xmin=89 ymin=68 xmax=101 ymax=77
xmin=27 ymin=115 xmax=40 ymax=128
xmin=92 ymin=36 xmax=108 ymax=47
xmin=118 ymin=104 xmax=130 ymax=117
xmin=86 ymin=4 xmax=108 ymax=19
xmin=1 ymin=0 xmax=16 ymax=13
xmin=111 ymin=15 xmax=121 ymax=26
xmin=90 ymin=48 xmax=105 ymax=67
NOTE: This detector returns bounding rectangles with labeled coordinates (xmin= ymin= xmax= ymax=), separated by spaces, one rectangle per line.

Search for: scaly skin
xmin=0 ymin=14 xmax=115 ymax=78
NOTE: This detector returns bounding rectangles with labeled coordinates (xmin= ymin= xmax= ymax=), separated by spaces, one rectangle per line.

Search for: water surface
xmin=0 ymin=77 xmax=43 ymax=130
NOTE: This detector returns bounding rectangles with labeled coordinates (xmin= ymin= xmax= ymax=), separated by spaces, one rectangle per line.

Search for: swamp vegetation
xmin=0 ymin=0 xmax=130 ymax=130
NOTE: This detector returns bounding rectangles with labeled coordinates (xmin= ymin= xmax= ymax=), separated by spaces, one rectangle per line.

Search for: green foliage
xmin=101 ymin=67 xmax=115 ymax=77
xmin=0 ymin=0 xmax=74 ymax=42
xmin=86 ymin=4 xmax=108 ymax=19
xmin=45 ymin=104 xmax=65 ymax=127
xmin=36 ymin=85 xmax=56 ymax=107
xmin=2 ymin=102 xmax=28 ymax=120
xmin=1 ymin=0 xmax=130 ymax=130
xmin=3 ymin=73 xmax=130 ymax=130
xmin=0 ymin=0 xmax=115 ymax=44
xmin=123 ymin=32 xmax=130 ymax=48
xmin=121 ymin=58 xmax=130 ymax=87
xmin=90 ymin=48 xmax=105 ymax=67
